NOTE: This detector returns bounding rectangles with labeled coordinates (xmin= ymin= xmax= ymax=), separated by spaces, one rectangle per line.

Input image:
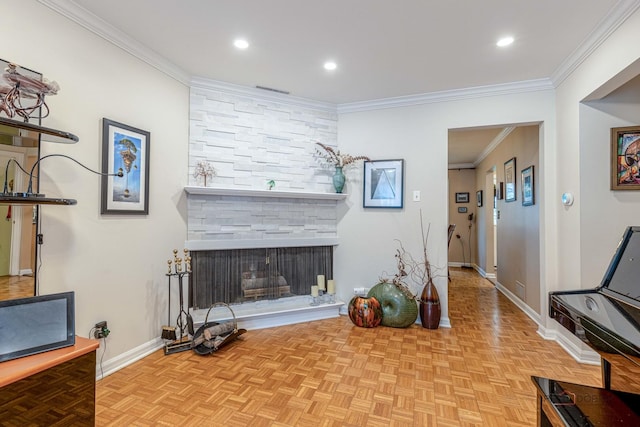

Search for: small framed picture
xmin=458 ymin=207 xmax=468 ymax=213
xmin=521 ymin=165 xmax=534 ymax=206
xmin=363 ymin=159 xmax=404 ymax=208
xmin=476 ymin=190 xmax=483 ymax=207
xmin=455 ymin=192 xmax=469 ymax=203
xmin=504 ymin=157 xmax=516 ymax=202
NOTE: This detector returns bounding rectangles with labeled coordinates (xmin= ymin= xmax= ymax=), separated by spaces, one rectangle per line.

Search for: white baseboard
xmin=95 ymin=337 xmax=164 ymax=380
xmin=537 ymin=325 xmax=600 ymax=365
xmin=494 ymin=279 xmax=542 ymax=327
xmin=19 ymin=269 xmax=33 ymax=276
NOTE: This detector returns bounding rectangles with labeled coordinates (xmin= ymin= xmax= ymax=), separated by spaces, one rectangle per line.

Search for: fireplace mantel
xmin=184 ymin=186 xmax=348 ymax=201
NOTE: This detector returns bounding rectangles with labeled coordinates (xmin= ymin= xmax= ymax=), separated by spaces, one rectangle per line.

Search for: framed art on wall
xmin=455 ymin=192 xmax=469 ymax=203
xmin=521 ymin=165 xmax=534 ymax=206
xmin=101 ymin=118 xmax=150 ymax=214
xmin=458 ymin=207 xmax=467 ymax=213
xmin=504 ymin=157 xmax=516 ymax=202
xmin=476 ymin=190 xmax=483 ymax=207
xmin=363 ymin=159 xmax=404 ymax=208
xmin=611 ymin=126 xmax=640 ymax=190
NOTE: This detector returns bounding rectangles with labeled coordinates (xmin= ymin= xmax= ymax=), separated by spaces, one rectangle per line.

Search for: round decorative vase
xmin=348 ymin=296 xmax=383 ymax=328
xmin=367 ymin=282 xmax=418 ymax=328
xmin=419 ymin=280 xmax=441 ymax=329
xmin=332 ymin=166 xmax=345 ymax=193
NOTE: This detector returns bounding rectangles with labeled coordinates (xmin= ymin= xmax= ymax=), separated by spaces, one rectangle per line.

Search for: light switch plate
xmin=413 ymin=190 xmax=420 ymax=202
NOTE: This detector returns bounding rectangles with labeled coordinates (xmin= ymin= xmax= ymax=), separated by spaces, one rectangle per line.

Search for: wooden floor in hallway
xmin=95 ymin=268 xmax=605 ymax=426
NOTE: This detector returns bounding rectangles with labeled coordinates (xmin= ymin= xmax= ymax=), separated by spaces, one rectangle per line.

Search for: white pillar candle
xmin=327 ymin=280 xmax=335 ymax=294
xmin=311 ymin=285 xmax=319 ymax=297
xmin=317 ymin=275 xmax=325 ymax=290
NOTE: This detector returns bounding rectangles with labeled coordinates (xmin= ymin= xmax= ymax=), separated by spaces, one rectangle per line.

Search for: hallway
xmin=95 ymin=268 xmax=602 ymax=426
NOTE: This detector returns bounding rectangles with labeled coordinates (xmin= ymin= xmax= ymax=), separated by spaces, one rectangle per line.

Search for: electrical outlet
xmin=94 ymin=321 xmax=110 ymax=339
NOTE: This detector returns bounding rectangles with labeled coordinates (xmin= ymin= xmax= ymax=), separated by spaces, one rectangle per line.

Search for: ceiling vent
xmin=255 ymin=85 xmax=290 ymax=95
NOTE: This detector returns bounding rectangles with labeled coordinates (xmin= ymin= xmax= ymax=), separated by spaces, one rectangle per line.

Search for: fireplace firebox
xmin=189 ymin=246 xmax=333 ymax=309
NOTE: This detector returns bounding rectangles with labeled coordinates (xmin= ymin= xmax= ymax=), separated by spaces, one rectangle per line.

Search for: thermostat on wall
xmin=561 ymin=192 xmax=574 ymax=206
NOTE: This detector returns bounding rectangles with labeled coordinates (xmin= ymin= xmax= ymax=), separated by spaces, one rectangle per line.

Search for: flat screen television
xmin=0 ymin=291 xmax=75 ymax=363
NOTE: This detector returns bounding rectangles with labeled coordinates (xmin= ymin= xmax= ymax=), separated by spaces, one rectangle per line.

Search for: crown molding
xmin=337 ymin=79 xmax=554 ymax=114
xmin=473 ymin=126 xmax=516 ymax=167
xmin=38 ymin=0 xmax=191 ymax=85
xmin=550 ymin=0 xmax=640 ymax=86
xmin=190 ymin=77 xmax=337 ymax=113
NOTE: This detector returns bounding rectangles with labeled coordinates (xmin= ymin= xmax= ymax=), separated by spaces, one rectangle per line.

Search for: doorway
xmin=484 ymin=168 xmax=497 ymax=279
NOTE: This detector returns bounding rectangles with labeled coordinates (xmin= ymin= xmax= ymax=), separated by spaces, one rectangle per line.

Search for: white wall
xmin=337 ymin=90 xmax=556 ymax=327
xmin=554 ymin=7 xmax=640 ymax=300
xmin=2 ymin=2 xmax=189 ymax=363
xmin=580 ymin=77 xmax=640 ymax=285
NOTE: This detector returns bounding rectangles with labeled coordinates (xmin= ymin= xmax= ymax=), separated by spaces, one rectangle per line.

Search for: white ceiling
xmin=51 ymin=0 xmax=631 ymax=164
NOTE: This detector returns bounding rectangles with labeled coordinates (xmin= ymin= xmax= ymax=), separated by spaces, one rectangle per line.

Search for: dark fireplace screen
xmin=190 ymin=246 xmax=333 ymax=309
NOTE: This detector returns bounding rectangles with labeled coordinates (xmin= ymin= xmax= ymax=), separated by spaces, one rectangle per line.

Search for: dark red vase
xmin=419 ymin=280 xmax=440 ymax=329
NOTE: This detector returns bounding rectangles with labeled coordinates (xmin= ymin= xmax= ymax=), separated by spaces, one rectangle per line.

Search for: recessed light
xmin=234 ymin=39 xmax=249 ymax=49
xmin=496 ymin=36 xmax=514 ymax=47
xmin=324 ymin=61 xmax=337 ymax=71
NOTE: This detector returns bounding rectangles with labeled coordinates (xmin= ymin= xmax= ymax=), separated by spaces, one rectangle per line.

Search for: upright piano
xmin=549 ymin=226 xmax=640 ymax=391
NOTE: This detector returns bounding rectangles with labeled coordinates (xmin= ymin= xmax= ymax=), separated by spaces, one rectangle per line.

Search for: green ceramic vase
xmin=367 ymin=282 xmax=418 ymax=328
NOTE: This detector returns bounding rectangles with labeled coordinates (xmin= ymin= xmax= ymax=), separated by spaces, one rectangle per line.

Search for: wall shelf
xmin=0 ymin=117 xmax=78 ymax=145
xmin=184 ymin=185 xmax=348 ymax=201
xmin=0 ymin=117 xmax=80 ymax=205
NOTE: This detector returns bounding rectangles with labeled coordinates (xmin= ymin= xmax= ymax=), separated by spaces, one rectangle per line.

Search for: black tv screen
xmin=0 ymin=291 xmax=75 ymax=362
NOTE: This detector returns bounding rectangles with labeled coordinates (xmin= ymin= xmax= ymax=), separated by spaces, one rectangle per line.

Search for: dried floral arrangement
xmin=380 ymin=212 xmax=439 ymax=300
xmin=315 ymin=142 xmax=370 ymax=168
xmin=193 ymin=160 xmax=216 ymax=186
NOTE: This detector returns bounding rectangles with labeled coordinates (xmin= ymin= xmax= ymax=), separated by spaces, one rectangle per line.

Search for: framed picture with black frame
xmin=455 ymin=192 xmax=469 ymax=203
xmin=476 ymin=190 xmax=483 ymax=207
xmin=363 ymin=159 xmax=404 ymax=208
xmin=101 ymin=118 xmax=150 ymax=214
xmin=521 ymin=165 xmax=534 ymax=206
xmin=504 ymin=157 xmax=516 ymax=202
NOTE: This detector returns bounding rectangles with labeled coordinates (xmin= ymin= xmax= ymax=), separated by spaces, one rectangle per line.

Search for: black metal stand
xmin=164 ymin=267 xmax=194 ymax=355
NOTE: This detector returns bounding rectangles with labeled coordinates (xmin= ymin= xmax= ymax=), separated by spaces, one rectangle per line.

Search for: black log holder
xmin=164 ymin=250 xmax=194 ymax=355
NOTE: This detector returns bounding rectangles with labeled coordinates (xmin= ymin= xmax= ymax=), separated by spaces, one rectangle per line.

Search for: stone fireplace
xmin=185 ymin=82 xmax=344 ymax=328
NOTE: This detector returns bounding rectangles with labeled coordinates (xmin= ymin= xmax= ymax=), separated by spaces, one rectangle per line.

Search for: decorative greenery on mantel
xmin=183 ymin=186 xmax=348 ymax=201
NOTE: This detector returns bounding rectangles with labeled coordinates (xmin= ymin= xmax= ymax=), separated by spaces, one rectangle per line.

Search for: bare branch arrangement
xmin=382 ymin=211 xmax=440 ymax=300
xmin=315 ymin=142 xmax=370 ymax=168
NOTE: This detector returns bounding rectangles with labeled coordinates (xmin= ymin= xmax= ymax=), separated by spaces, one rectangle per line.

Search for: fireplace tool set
xmin=162 ymin=249 xmax=247 ymax=356
xmin=163 ymin=249 xmax=195 ymax=355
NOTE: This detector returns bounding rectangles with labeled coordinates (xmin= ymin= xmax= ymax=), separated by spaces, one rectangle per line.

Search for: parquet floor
xmin=0 ymin=275 xmax=34 ymax=301
xmin=96 ymin=268 xmax=604 ymax=426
